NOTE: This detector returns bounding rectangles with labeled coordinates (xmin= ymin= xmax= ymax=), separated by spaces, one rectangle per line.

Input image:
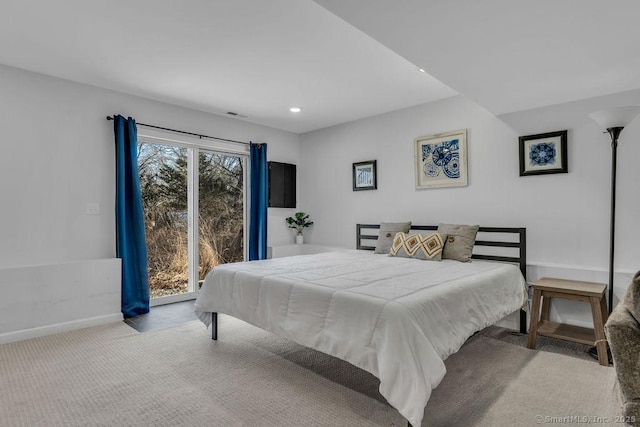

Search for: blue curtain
xmin=114 ymin=115 xmax=150 ymax=317
xmin=249 ymin=142 xmax=268 ymax=260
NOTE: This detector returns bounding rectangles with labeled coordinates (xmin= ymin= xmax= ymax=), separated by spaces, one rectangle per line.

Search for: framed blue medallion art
xmin=519 ymin=130 xmax=568 ymax=176
xmin=415 ymin=129 xmax=468 ymax=189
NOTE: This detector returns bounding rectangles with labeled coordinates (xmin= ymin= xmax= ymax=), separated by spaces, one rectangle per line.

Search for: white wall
xmin=0 ymin=259 xmax=122 ymax=344
xmin=0 ymin=64 xmax=300 ymax=341
xmin=299 ymin=93 xmax=640 ymax=328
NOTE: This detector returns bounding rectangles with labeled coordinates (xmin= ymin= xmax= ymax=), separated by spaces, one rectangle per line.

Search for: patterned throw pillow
xmin=389 ymin=232 xmax=446 ymax=261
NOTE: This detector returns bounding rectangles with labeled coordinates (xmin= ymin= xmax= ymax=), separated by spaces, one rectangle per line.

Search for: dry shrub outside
xmin=146 ymin=222 xmax=188 ymax=297
xmin=145 ymin=213 xmax=243 ymax=298
xmin=198 ymin=228 xmax=221 ymax=283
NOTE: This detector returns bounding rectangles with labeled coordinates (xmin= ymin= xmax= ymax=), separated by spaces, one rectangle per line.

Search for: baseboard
xmin=0 ymin=312 xmax=123 ymax=345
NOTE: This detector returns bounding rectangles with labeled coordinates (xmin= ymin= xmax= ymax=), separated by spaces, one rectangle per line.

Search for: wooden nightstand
xmin=526 ymin=277 xmax=609 ymax=366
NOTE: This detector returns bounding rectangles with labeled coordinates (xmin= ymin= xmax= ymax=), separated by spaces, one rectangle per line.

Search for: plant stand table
xmin=526 ymin=277 xmax=609 ymax=366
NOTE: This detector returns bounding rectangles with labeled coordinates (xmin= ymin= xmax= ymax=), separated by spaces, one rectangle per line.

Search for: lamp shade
xmin=589 ymin=106 xmax=640 ymax=129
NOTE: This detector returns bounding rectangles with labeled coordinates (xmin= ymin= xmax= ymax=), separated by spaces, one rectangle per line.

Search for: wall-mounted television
xmin=268 ymin=161 xmax=296 ymax=208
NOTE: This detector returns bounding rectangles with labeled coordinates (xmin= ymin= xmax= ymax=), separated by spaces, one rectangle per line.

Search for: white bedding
xmin=194 ymin=250 xmax=527 ymax=426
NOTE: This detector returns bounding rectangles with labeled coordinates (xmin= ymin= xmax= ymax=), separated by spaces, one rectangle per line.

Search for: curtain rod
xmin=106 ymin=116 xmax=250 ymax=146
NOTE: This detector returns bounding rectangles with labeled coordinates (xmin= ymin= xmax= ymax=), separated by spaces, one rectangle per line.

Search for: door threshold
xmin=150 ymin=291 xmax=197 ymax=307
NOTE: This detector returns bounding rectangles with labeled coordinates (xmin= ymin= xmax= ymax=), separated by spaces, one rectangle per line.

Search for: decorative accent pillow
xmin=374 ymin=221 xmax=411 ymax=254
xmin=389 ymin=232 xmax=446 ymax=261
xmin=437 ymin=223 xmax=479 ymax=262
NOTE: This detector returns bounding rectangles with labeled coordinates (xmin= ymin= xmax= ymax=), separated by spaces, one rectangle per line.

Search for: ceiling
xmin=314 ymin=0 xmax=640 ymax=116
xmin=0 ymin=0 xmax=455 ymax=134
xmin=1 ymin=1 xmax=639 ymax=134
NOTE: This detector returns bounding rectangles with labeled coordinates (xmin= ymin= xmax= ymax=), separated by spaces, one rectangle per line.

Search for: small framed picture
xmin=519 ymin=130 xmax=568 ymax=176
xmin=415 ymin=129 xmax=468 ymax=189
xmin=353 ymin=160 xmax=377 ymax=191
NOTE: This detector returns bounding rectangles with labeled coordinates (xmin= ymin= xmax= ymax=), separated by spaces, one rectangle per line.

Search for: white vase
xmin=296 ymin=234 xmax=304 ymax=245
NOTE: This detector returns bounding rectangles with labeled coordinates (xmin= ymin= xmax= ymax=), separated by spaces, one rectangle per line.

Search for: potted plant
xmin=285 ymin=212 xmax=314 ymax=244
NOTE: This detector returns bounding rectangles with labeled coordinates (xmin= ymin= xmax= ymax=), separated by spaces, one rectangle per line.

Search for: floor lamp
xmin=588 ymin=106 xmax=640 ymax=313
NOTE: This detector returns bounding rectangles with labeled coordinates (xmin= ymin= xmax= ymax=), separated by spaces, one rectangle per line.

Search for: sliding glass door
xmin=138 ymin=143 xmax=189 ymax=299
xmin=198 ymin=150 xmax=245 ymax=285
xmin=137 ymin=139 xmax=246 ymax=304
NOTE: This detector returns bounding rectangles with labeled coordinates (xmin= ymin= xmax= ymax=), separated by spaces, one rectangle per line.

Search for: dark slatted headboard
xmin=356 ymin=223 xmax=528 ymax=333
xmin=356 ymin=224 xmax=527 ymax=279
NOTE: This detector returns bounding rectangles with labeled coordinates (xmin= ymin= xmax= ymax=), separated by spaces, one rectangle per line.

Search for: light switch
xmin=86 ymin=202 xmax=100 ymax=215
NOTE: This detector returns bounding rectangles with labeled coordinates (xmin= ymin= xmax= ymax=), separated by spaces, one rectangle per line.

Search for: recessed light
xmin=290 ymin=107 xmax=302 ymax=113
xmin=419 ymin=68 xmax=426 ymax=73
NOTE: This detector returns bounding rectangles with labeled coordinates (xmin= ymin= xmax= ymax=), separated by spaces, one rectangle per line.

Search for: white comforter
xmin=194 ymin=250 xmax=527 ymax=426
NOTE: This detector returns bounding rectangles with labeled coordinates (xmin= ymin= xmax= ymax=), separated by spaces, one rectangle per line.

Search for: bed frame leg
xmin=212 ymin=312 xmax=218 ymax=340
xmin=519 ymin=308 xmax=527 ymax=334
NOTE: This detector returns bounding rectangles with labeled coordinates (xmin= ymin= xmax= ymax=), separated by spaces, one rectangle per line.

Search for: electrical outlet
xmin=86 ymin=202 xmax=100 ymax=215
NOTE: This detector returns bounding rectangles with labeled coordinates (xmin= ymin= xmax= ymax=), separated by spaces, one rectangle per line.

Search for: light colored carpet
xmin=0 ymin=316 xmax=621 ymax=427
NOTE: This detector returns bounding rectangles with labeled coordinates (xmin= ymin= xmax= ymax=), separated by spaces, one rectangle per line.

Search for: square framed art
xmin=352 ymin=160 xmax=377 ymax=191
xmin=414 ymin=129 xmax=467 ymax=189
xmin=519 ymin=130 xmax=567 ymax=176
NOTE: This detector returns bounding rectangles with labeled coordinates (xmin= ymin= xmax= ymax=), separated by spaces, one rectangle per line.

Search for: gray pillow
xmin=374 ymin=221 xmax=411 ymax=254
xmin=437 ymin=223 xmax=479 ymax=262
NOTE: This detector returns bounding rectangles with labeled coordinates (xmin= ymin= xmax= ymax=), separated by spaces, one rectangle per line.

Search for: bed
xmin=194 ymin=224 xmax=527 ymax=426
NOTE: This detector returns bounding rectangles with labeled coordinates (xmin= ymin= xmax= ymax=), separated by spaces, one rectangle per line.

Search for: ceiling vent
xmin=226 ymin=111 xmax=248 ymax=118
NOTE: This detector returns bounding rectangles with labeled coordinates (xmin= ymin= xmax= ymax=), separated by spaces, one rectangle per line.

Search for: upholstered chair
xmin=605 ymin=271 xmax=640 ymax=426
